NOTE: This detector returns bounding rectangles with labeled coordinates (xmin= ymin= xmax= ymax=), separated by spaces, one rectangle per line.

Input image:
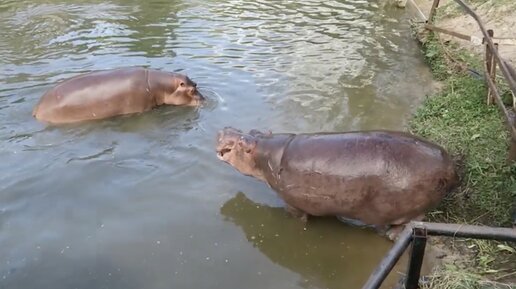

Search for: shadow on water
xmin=221 ymin=192 xmax=406 ymax=289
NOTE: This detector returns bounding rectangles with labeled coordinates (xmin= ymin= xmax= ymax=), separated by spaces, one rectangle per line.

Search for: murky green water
xmin=0 ymin=1 xmax=436 ymax=288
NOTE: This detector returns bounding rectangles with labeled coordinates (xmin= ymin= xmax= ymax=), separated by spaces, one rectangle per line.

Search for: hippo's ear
xmin=238 ymin=136 xmax=257 ymax=154
xmin=249 ymin=129 xmax=272 ymax=137
xmin=249 ymin=129 xmax=263 ymax=137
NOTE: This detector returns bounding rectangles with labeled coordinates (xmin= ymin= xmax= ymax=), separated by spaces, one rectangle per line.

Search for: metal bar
xmin=404 ymin=227 xmax=428 ymax=289
xmin=362 ymin=222 xmax=516 ymax=289
xmin=361 ymin=226 xmax=413 ymax=289
xmin=425 ymin=24 xmax=471 ymax=41
xmin=414 ymin=222 xmax=516 ymax=242
xmin=427 ymin=0 xmax=441 ymax=25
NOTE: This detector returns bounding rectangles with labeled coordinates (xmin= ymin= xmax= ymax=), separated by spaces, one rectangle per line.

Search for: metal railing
xmin=423 ymin=0 xmax=516 ymax=162
xmin=362 ymin=221 xmax=516 ymax=289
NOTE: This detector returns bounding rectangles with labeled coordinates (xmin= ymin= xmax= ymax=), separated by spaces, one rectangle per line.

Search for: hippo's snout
xmin=216 ymin=130 xmax=226 ymax=160
xmin=215 ymin=127 xmax=263 ymax=180
xmin=190 ymin=91 xmax=205 ymax=106
xmin=194 ymin=91 xmax=205 ymax=102
xmin=215 ymin=127 xmax=245 ymax=161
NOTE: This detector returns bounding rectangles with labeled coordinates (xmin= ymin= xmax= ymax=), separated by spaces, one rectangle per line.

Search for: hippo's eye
xmin=180 ymin=82 xmax=185 ymax=87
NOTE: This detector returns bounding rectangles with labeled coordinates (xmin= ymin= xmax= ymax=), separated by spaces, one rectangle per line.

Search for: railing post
xmin=485 ymin=29 xmax=495 ymax=105
xmin=506 ymin=61 xmax=516 ymax=110
xmin=509 ymin=137 xmax=516 ymax=163
xmin=361 ymin=226 xmax=413 ymax=289
xmin=427 ymin=0 xmax=441 ymax=25
xmin=404 ymin=227 xmax=428 ymax=289
xmin=513 ymin=84 xmax=516 ymax=111
xmin=490 ymin=42 xmax=498 ymax=105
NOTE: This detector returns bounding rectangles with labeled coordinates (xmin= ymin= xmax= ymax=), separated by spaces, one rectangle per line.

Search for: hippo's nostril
xmin=219 ymin=148 xmax=231 ymax=157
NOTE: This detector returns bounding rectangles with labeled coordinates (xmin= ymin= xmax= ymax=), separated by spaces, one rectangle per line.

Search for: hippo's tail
xmin=441 ymin=153 xmax=463 ymax=196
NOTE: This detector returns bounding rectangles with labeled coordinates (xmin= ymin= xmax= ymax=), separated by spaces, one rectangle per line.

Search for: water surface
xmin=0 ymin=0 xmax=435 ymax=288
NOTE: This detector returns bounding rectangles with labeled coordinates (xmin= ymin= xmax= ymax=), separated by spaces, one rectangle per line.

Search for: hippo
xmin=215 ymin=127 xmax=459 ymax=240
xmin=32 ymin=67 xmax=205 ymax=124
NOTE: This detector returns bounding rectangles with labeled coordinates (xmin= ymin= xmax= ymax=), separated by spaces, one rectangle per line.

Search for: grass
xmin=421 ymin=264 xmax=516 ymax=289
xmin=412 ymin=33 xmax=515 ymax=226
xmin=409 ymin=26 xmax=516 ymax=288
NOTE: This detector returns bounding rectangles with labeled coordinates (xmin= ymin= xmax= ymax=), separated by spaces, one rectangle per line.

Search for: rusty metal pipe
xmin=361 ymin=226 xmax=413 ymax=289
xmin=362 ymin=222 xmax=516 ymax=289
xmin=404 ymin=227 xmax=428 ymax=289
xmin=417 ymin=221 xmax=516 ymax=242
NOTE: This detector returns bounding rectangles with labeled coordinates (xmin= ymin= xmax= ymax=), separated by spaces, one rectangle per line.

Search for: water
xmin=0 ymin=1 xmax=436 ymax=288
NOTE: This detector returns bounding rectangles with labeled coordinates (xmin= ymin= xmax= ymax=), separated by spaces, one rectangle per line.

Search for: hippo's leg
xmin=337 ymin=216 xmax=380 ymax=229
xmin=386 ymin=225 xmax=405 ymax=241
xmin=386 ymin=214 xmax=426 ymax=241
xmin=337 ymin=216 xmax=389 ymax=235
xmin=285 ymin=204 xmax=308 ymax=222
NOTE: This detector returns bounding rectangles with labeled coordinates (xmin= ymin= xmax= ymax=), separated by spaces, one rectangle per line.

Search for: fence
xmin=422 ymin=0 xmax=516 ymax=162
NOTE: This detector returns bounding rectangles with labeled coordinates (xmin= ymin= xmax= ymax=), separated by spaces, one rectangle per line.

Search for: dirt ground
xmin=406 ymin=0 xmax=516 ymax=67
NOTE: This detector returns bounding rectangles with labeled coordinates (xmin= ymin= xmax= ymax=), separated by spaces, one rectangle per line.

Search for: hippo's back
xmin=275 ymin=131 xmax=457 ymax=225
xmin=33 ymin=67 xmax=152 ymax=124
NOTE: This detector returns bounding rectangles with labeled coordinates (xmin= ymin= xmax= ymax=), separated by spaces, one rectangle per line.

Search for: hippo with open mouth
xmin=216 ymin=127 xmax=459 ymax=240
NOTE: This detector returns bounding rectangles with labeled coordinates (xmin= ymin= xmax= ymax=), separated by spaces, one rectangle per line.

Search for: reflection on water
xmin=0 ymin=0 xmax=436 ymax=288
xmin=221 ymin=192 xmax=404 ymax=289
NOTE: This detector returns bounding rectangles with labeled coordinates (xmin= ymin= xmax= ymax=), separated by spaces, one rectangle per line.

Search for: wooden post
xmin=427 ymin=0 xmax=441 ymax=25
xmin=485 ymin=30 xmax=495 ymax=105
xmin=509 ymin=137 xmax=516 ymax=163
xmin=513 ymin=89 xmax=516 ymax=111
xmin=505 ymin=61 xmax=516 ymax=110
xmin=489 ymin=43 xmax=498 ymax=105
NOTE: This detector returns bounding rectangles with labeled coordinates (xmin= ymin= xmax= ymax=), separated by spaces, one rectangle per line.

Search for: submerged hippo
xmin=216 ymin=127 xmax=459 ymax=239
xmin=33 ymin=67 xmax=205 ymax=124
